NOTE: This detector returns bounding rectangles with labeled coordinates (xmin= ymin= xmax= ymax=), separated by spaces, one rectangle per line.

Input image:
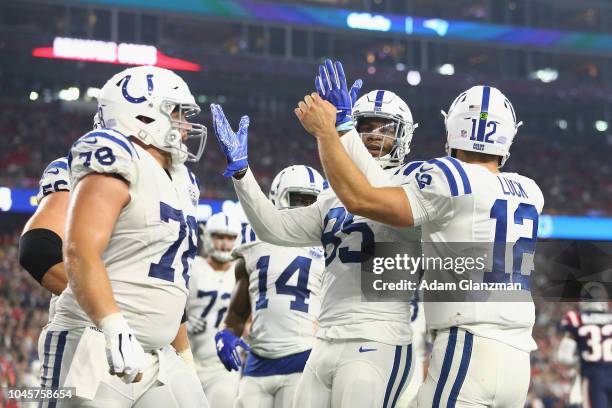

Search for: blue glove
xmin=315 ymin=59 xmax=363 ymax=126
xmin=215 ymin=329 xmax=250 ymax=371
xmin=210 ymin=104 xmax=250 ymax=177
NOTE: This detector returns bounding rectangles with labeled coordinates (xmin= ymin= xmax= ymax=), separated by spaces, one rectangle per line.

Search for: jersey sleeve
xmin=560 ymin=310 xmax=580 ymax=340
xmin=68 ymin=129 xmax=138 ymax=187
xmin=232 ymin=223 xmax=259 ymax=259
xmin=37 ymin=157 xmax=71 ymax=203
xmin=389 ymin=160 xmax=425 ymax=186
xmin=401 ymin=158 xmax=463 ymax=226
xmin=233 ymin=168 xmax=324 ymax=247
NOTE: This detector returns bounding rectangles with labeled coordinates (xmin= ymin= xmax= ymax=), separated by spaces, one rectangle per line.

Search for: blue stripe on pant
xmin=433 ymin=328 xmax=474 ymax=408
xmin=40 ymin=330 xmax=68 ymax=408
xmin=384 ymin=344 xmax=413 ymax=408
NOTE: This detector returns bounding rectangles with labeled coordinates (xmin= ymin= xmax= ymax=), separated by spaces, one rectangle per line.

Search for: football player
xmin=42 ymin=66 xmax=208 ymax=407
xmin=559 ymin=301 xmax=612 ymax=408
xmin=210 ymin=83 xmax=421 ymax=407
xmin=186 ymin=211 xmax=241 ymax=408
xmin=215 ymin=165 xmax=325 ymax=408
xmin=297 ymin=60 xmax=543 ymax=407
xmin=20 ymin=153 xmax=197 ymax=398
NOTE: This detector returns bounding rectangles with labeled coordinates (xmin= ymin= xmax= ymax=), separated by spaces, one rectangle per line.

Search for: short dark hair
xmin=451 ymin=149 xmax=501 ymax=166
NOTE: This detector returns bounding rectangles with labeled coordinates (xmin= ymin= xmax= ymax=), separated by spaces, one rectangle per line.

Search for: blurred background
xmin=1 ymin=0 xmax=611 ymax=406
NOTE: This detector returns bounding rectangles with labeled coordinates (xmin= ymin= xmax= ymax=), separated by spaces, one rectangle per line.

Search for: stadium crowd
xmin=0 ymin=101 xmax=610 ymax=216
xmin=0 ymin=228 xmax=583 ymax=408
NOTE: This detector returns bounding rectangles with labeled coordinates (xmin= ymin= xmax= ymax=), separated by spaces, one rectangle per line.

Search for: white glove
xmin=186 ymin=315 xmax=207 ymax=335
xmin=99 ymin=313 xmax=145 ymax=384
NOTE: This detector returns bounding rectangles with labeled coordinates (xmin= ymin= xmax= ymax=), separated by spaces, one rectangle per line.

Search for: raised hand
xmin=315 ymin=59 xmax=363 ymax=126
xmin=210 ymin=103 xmax=250 ymax=177
xmin=295 ymin=93 xmax=337 ymax=139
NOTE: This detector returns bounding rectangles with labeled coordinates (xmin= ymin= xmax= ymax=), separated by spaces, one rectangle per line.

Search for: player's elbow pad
xmin=19 ymin=228 xmax=63 ymax=283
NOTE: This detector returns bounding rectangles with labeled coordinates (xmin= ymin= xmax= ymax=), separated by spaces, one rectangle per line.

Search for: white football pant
xmin=295 ymin=338 xmax=413 ymax=408
xmin=38 ymin=326 xmax=208 ymax=407
xmin=417 ymin=327 xmax=530 ymax=408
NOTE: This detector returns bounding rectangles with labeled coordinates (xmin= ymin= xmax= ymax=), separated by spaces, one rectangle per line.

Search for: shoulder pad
xmin=69 ymin=129 xmax=138 ymax=186
xmin=37 ymin=157 xmax=71 ymax=202
xmin=415 ymin=156 xmax=473 ymax=198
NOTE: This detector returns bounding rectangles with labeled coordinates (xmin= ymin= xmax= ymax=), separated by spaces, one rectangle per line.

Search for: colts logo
xmin=117 ymin=74 xmax=154 ymax=104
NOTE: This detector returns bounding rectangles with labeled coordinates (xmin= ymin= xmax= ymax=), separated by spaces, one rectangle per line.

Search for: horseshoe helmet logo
xmin=118 ymin=74 xmax=154 ymax=104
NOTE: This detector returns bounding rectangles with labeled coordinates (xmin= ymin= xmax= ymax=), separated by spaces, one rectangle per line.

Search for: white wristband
xmin=178 ymin=348 xmax=196 ymax=370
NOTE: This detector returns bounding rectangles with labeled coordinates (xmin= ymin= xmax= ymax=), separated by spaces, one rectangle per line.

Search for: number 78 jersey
xmin=234 ymin=232 xmax=324 ymax=359
xmin=403 ymin=156 xmax=544 ymax=352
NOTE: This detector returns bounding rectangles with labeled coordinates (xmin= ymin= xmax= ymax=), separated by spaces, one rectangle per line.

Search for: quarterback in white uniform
xmin=298 ymin=61 xmax=544 ymax=407
xmin=44 ymin=66 xmax=208 ymax=407
xmin=215 ymin=165 xmax=325 ymax=408
xmin=187 ymin=211 xmax=241 ymax=407
xmin=210 ymin=80 xmax=421 ymax=408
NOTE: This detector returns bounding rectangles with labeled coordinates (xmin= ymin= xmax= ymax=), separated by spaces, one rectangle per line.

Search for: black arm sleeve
xmin=19 ymin=228 xmax=63 ymax=283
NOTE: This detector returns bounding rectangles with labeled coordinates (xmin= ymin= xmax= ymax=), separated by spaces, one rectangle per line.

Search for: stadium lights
xmin=346 ymin=12 xmax=392 ymax=32
xmin=395 ymin=63 xmax=406 ymax=71
xmin=529 ymin=68 xmax=558 ymax=83
xmin=58 ymin=87 xmax=80 ymax=101
xmin=32 ymin=37 xmax=201 ymax=72
xmin=595 ymin=120 xmax=608 ymax=132
xmin=86 ymin=87 xmax=100 ymax=99
xmin=406 ymin=70 xmax=421 ymax=86
xmin=29 ymin=91 xmax=39 ymax=101
xmin=437 ymin=64 xmax=454 ymax=76
xmin=556 ymin=119 xmax=568 ymax=130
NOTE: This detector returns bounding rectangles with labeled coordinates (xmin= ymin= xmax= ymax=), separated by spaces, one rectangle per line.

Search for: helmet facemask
xmin=160 ymin=100 xmax=207 ymax=164
xmin=205 ymin=232 xmax=237 ymax=263
xmin=355 ymin=114 xmax=415 ymax=168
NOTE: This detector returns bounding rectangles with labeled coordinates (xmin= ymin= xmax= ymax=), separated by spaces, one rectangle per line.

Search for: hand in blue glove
xmin=210 ymin=104 xmax=250 ymax=177
xmin=215 ymin=329 xmax=250 ymax=371
xmin=315 ymin=59 xmax=363 ymax=126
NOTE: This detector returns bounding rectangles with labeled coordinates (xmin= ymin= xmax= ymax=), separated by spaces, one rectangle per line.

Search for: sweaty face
xmin=211 ymin=232 xmax=236 ymax=253
xmin=356 ymin=117 xmax=397 ymax=158
xmin=288 ymin=192 xmax=318 ymax=208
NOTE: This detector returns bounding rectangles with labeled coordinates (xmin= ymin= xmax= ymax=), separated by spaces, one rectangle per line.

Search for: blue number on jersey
xmin=487 ymin=199 xmax=538 ymax=289
xmin=197 ymin=291 xmax=231 ymax=329
xmin=148 ymin=202 xmax=197 ymax=286
xmin=255 ymin=255 xmax=313 ymax=313
xmin=322 ymin=207 xmax=375 ymax=266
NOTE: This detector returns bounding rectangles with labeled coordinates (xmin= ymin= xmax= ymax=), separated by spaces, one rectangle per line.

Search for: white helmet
xmin=96 ymin=66 xmax=206 ymax=165
xmin=269 ymin=165 xmax=324 ymax=209
xmin=202 ymin=212 xmax=241 ymax=263
xmin=352 ymin=90 xmax=417 ymax=169
xmin=443 ymin=85 xmax=522 ymax=168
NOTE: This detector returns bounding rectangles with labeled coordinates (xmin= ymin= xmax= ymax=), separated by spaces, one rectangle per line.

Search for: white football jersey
xmin=403 ymin=156 xmax=544 ymax=351
xmin=233 ymin=225 xmax=324 ymax=358
xmin=52 ymin=128 xmax=200 ymax=351
xmin=37 ymin=157 xmax=72 ymax=322
xmin=187 ymin=256 xmax=236 ymax=362
xmin=315 ymin=176 xmax=420 ymax=346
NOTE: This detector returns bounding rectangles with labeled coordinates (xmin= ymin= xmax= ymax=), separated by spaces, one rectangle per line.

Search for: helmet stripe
xmin=374 ymin=90 xmax=385 ymax=109
xmin=305 ymin=166 xmax=315 ymax=183
xmin=475 ymin=86 xmax=491 ymax=142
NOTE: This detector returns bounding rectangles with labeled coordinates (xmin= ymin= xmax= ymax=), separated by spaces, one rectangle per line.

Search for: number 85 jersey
xmin=52 ymin=128 xmax=200 ymax=351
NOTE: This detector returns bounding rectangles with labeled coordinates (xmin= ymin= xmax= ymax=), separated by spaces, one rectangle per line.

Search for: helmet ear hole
xmin=136 ymin=115 xmax=155 ymax=124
